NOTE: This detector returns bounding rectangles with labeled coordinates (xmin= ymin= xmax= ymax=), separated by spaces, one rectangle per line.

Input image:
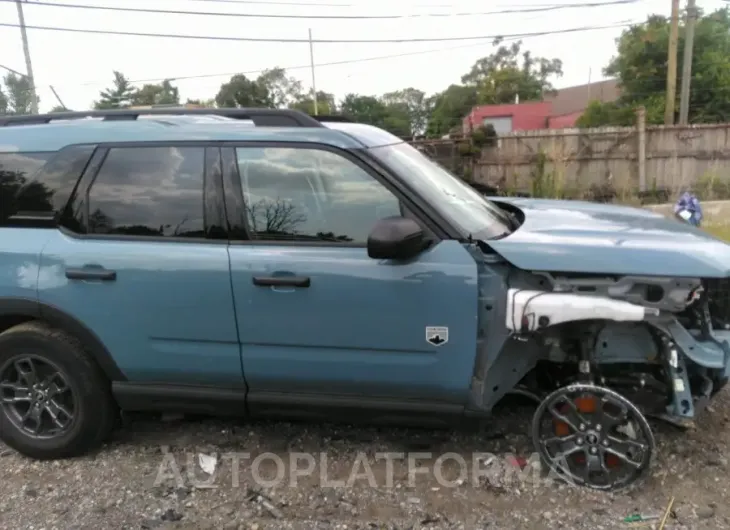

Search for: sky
xmin=0 ymin=0 xmax=726 ymax=112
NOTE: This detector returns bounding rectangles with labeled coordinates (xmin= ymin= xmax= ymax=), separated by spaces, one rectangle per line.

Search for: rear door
xmin=222 ymin=143 xmax=480 ymax=412
xmin=38 ymin=144 xmax=242 ymax=385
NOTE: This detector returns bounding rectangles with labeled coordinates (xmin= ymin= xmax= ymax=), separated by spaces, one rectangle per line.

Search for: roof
xmin=545 ymin=78 xmax=620 ymax=116
xmin=0 ymin=117 xmax=369 ymax=153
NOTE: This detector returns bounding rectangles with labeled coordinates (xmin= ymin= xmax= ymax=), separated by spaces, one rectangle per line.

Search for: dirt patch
xmin=2 ymin=392 xmax=730 ymax=530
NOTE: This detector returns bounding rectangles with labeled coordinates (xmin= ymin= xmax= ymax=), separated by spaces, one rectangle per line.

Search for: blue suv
xmin=1 ymin=108 xmax=729 ymax=490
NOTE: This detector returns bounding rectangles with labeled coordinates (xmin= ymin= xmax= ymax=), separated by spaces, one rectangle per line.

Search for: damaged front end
xmin=466 ymin=243 xmax=730 ymax=490
xmin=528 ymin=273 xmax=730 ymax=426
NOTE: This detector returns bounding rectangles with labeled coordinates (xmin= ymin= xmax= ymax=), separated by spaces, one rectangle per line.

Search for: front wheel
xmin=0 ymin=322 xmax=117 ymax=459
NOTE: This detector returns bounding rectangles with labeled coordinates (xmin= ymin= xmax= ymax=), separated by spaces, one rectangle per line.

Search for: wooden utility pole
xmin=678 ymin=0 xmax=697 ymax=125
xmin=308 ymin=28 xmax=318 ymax=115
xmin=15 ymin=0 xmax=38 ymax=114
xmin=636 ymin=106 xmax=647 ymax=191
xmin=664 ymin=0 xmax=680 ymax=125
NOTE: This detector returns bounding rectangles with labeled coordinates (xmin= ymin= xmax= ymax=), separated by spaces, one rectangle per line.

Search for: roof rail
xmin=0 ymin=108 xmax=325 ymax=128
xmin=311 ymin=114 xmax=355 ymax=123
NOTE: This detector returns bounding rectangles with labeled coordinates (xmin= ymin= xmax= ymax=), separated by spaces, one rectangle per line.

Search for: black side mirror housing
xmin=367 ymin=216 xmax=425 ymax=260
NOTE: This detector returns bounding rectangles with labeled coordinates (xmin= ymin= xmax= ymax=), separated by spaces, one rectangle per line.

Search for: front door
xmin=223 ymin=144 xmax=480 ymax=411
xmin=39 ymin=145 xmax=242 ymax=385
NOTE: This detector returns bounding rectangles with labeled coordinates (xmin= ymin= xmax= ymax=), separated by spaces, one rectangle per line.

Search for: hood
xmin=485 ymin=197 xmax=730 ymax=278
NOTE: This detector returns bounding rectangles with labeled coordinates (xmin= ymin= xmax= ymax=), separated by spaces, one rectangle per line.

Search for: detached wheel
xmin=0 ymin=322 xmax=116 ymax=459
xmin=532 ymin=384 xmax=655 ymax=491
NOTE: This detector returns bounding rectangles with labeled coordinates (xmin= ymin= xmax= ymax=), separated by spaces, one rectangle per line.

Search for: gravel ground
xmin=1 ymin=391 xmax=729 ymax=530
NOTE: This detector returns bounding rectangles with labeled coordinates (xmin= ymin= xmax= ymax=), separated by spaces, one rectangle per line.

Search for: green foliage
xmin=470 ymin=124 xmax=497 ymax=148
xmin=426 ymin=84 xmax=477 ymax=138
xmin=579 ymin=7 xmax=730 ymax=126
xmin=215 ymin=74 xmax=272 ymax=108
xmin=257 ymin=68 xmax=304 ymax=108
xmin=461 ymin=38 xmax=563 ymax=105
xmin=185 ymin=98 xmax=216 ymax=108
xmin=381 ymin=88 xmax=430 ymax=136
xmin=529 ymin=149 xmax=560 ymax=198
xmin=290 ymin=91 xmax=337 ymax=115
xmin=132 ymin=80 xmax=180 ymax=107
xmin=1 ymin=73 xmax=38 ymax=115
xmin=94 ymin=71 xmax=134 ymax=109
xmin=339 ymin=94 xmax=411 ymax=137
xmin=70 ymin=39 xmax=563 ymax=137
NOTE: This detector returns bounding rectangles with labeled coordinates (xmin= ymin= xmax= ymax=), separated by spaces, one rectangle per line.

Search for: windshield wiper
xmin=489 ymin=231 xmax=511 ymax=240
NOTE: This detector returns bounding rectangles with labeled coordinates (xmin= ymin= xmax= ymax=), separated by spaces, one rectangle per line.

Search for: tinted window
xmin=236 ymin=147 xmax=400 ymax=243
xmin=83 ymin=147 xmax=205 ymax=238
xmin=0 ymin=151 xmax=54 ymax=223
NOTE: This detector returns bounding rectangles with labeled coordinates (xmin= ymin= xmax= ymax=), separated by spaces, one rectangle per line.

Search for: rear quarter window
xmin=0 ymin=146 xmax=95 ymax=225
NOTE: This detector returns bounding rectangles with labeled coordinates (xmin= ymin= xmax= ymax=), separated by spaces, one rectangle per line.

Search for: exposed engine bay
xmin=474 ymin=262 xmax=730 ymax=491
xmin=506 ymin=273 xmax=730 ymax=420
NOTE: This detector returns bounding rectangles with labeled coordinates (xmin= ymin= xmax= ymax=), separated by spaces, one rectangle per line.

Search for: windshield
xmin=368 ymin=142 xmax=512 ymax=239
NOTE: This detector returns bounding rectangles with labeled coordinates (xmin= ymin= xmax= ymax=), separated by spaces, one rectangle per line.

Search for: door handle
xmin=65 ymin=266 xmax=117 ymax=281
xmin=252 ymin=276 xmax=310 ymax=288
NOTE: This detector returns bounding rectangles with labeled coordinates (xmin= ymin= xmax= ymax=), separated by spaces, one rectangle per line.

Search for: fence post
xmin=636 ymin=106 xmax=647 ymax=192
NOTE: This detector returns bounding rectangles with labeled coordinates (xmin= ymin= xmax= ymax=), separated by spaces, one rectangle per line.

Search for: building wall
xmin=463 ymin=101 xmax=551 ymax=133
xmin=547 ymin=111 xmax=584 ymax=129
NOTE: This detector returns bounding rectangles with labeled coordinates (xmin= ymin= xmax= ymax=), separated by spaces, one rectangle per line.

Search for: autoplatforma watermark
xmin=153 ymin=450 xmax=575 ymax=490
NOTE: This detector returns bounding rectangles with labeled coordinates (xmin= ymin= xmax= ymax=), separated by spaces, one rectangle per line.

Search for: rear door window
xmin=76 ymin=146 xmax=207 ymax=239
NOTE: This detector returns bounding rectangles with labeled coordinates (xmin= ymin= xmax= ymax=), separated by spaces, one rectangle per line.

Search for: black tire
xmin=0 ymin=321 xmax=117 ymax=459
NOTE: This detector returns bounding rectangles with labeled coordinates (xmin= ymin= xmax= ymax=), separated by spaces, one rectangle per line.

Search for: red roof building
xmin=462 ymin=79 xmax=620 ymax=134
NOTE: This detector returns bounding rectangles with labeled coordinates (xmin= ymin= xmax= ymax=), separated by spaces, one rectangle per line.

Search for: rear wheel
xmin=0 ymin=322 xmax=117 ymax=459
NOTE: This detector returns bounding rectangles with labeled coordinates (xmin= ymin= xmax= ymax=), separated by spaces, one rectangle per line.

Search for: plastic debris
xmin=198 ymin=453 xmax=217 ymax=475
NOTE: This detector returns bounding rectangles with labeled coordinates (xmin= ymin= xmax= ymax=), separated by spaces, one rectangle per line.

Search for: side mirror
xmin=367 ymin=216 xmax=425 ymax=260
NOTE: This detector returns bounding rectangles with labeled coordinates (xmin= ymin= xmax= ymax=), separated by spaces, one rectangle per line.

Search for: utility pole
xmin=678 ymin=0 xmax=697 ymax=125
xmin=49 ymin=85 xmax=67 ymax=110
xmin=15 ymin=0 xmax=39 ymax=114
xmin=308 ymin=28 xmax=318 ymax=115
xmin=664 ymin=0 xmax=680 ymax=125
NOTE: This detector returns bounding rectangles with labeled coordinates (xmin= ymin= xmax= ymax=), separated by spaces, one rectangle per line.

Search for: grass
xmin=704 ymin=223 xmax=730 ymax=241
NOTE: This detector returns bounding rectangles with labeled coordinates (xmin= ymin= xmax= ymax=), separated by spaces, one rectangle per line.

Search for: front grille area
xmin=704 ymin=278 xmax=730 ymax=328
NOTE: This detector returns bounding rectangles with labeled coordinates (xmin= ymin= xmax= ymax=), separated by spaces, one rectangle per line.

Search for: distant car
xmin=0 ymin=108 xmax=728 ymax=491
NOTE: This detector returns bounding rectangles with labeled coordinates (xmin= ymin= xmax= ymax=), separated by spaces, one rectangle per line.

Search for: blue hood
xmin=485 ymin=197 xmax=730 ymax=278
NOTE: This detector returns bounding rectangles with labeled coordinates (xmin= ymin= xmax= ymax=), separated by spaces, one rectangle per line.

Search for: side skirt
xmin=112 ymin=383 xmax=474 ymax=428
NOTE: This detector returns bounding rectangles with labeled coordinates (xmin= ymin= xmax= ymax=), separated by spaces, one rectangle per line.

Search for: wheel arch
xmin=0 ymin=297 xmax=127 ymax=382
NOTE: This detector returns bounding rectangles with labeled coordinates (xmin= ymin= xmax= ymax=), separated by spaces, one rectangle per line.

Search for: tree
xmin=461 ymin=38 xmax=563 ymax=105
xmin=578 ymin=8 xmax=730 ymax=126
xmin=2 ymin=73 xmax=38 ymax=115
xmin=94 ymin=71 xmax=134 ymax=109
xmin=257 ymin=68 xmax=303 ymax=108
xmin=0 ymin=85 xmax=7 ymax=115
xmin=49 ymin=105 xmax=69 ymax=113
xmin=425 ymin=84 xmax=477 ymax=137
xmin=131 ymin=79 xmax=180 ymax=106
xmin=381 ymin=88 xmax=430 ymax=137
xmin=185 ymin=98 xmax=216 ymax=108
xmin=290 ymin=91 xmax=337 ymax=115
xmin=339 ymin=94 xmax=411 ymax=137
xmin=215 ymin=74 xmax=272 ymax=108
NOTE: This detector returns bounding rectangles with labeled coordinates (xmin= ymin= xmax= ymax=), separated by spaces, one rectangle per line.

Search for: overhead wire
xmin=0 ymin=0 xmax=644 ymax=20
xmin=0 ymin=20 xmax=636 ymax=44
xmin=1 ymin=21 xmax=637 ymax=100
xmin=115 ymin=0 xmax=640 ymax=8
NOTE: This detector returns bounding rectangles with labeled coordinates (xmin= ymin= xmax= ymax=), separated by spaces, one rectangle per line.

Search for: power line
xmin=0 ymin=0 xmax=643 ymax=20
xmin=3 ymin=22 xmax=637 ymax=98
xmin=125 ymin=0 xmax=616 ymax=8
xmin=0 ymin=20 xmax=635 ymax=44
